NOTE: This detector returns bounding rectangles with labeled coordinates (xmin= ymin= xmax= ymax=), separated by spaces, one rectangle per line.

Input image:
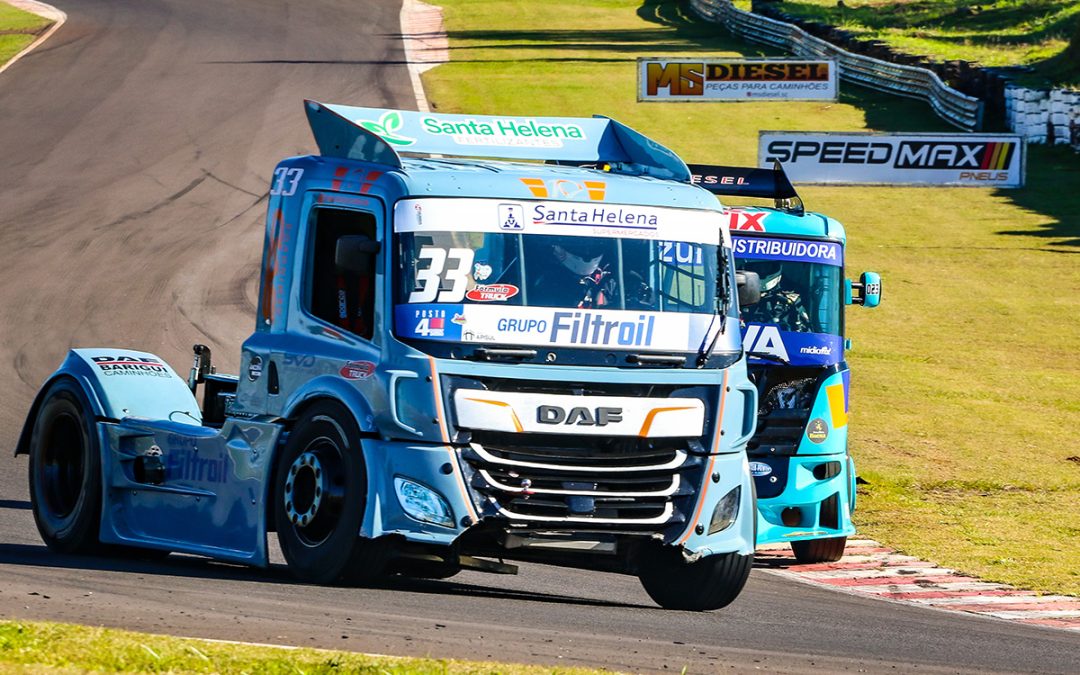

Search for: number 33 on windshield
xmin=408 ymin=247 xmax=475 ymax=303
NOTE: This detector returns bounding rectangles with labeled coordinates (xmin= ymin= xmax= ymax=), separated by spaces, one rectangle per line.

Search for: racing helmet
xmin=552 ymin=240 xmax=605 ymax=277
xmin=743 ymin=260 xmax=784 ymax=294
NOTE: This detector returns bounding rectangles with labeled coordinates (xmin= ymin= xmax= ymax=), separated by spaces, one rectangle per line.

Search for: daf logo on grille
xmin=537 ymin=405 xmax=623 ymax=427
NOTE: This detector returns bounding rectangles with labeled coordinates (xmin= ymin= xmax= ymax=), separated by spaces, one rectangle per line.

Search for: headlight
xmin=394 ymin=477 xmax=455 ymax=528
xmin=708 ymin=485 xmax=741 ymax=535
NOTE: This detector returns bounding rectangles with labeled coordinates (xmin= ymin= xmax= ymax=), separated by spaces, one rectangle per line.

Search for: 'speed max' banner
xmin=638 ymin=58 xmax=837 ymax=102
xmin=759 ymin=132 xmax=1025 ymax=187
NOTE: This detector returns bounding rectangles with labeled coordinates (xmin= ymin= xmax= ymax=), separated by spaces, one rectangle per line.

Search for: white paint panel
xmin=396 ymin=198 xmax=731 ymax=247
xmin=453 ymin=389 xmax=705 ymax=437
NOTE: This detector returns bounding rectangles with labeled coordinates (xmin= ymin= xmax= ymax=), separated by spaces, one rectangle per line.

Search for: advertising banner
xmin=731 ymin=236 xmax=844 ymax=267
xmin=638 ymin=58 xmax=838 ymax=102
xmin=395 ymin=303 xmax=720 ymax=353
xmin=758 ymin=131 xmax=1026 ymax=187
xmin=742 ymin=323 xmax=843 ymax=367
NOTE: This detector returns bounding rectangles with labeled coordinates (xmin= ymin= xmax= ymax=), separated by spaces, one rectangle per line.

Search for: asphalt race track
xmin=0 ymin=2 xmax=1076 ymax=672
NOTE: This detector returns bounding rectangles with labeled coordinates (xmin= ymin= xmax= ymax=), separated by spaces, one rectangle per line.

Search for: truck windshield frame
xmin=391 ymin=197 xmax=740 ymax=360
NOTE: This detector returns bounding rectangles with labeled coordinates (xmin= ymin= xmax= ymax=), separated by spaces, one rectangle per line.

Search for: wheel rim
xmin=283 ymin=437 xmax=346 ymax=547
xmin=41 ymin=411 xmax=84 ymax=519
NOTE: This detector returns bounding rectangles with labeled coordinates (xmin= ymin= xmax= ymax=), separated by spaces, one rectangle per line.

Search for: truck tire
xmin=791 ymin=536 xmax=847 ymax=563
xmin=274 ymin=401 xmax=389 ymax=585
xmin=28 ymin=379 xmax=102 ymax=554
xmin=637 ymin=546 xmax=752 ymax=611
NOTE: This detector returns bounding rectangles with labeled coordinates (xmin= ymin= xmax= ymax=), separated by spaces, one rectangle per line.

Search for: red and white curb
xmin=0 ymin=0 xmax=66 ymax=76
xmin=757 ymin=539 xmax=1080 ymax=632
xmin=400 ymin=0 xmax=448 ymax=113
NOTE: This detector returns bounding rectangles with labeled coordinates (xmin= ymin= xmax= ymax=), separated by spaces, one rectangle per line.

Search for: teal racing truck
xmin=690 ymin=164 xmax=881 ymax=562
xmin=17 ymin=103 xmax=763 ymax=610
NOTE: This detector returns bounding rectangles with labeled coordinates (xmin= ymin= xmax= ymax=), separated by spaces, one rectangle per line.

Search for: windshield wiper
xmin=696 ymin=241 xmax=732 ymax=368
xmin=746 ymin=350 xmax=789 ymax=365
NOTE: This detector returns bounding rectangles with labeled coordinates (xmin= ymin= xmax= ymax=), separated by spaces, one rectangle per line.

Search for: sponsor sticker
xmin=473 ymin=262 xmax=493 ymax=281
xmin=393 ymin=198 xmax=730 ymax=247
xmin=759 ymin=131 xmax=1025 ymax=187
xmin=732 ymin=236 xmax=843 ymax=266
xmin=466 ymin=284 xmax=519 ymax=302
xmin=742 ymin=323 xmax=843 ymax=366
xmin=498 ymin=203 xmax=524 ymax=231
xmin=91 ymin=355 xmax=171 ymax=378
xmin=639 ymin=58 xmax=838 ymax=102
xmin=340 ymin=360 xmax=376 ymax=380
xmin=727 ymin=210 xmax=767 ymax=232
xmin=395 ymin=304 xmax=720 ymax=353
xmin=520 ymin=177 xmax=606 ymax=201
xmin=749 ymin=461 xmax=773 ymax=477
xmin=807 ymin=417 xmax=829 ymax=444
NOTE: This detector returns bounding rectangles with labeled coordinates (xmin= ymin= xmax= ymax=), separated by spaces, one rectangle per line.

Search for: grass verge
xmin=424 ymin=0 xmax=1080 ymax=596
xmin=0 ymin=1 xmax=53 ymax=67
xmin=0 ymin=619 xmax=610 ymax=674
xmin=733 ymin=0 xmax=1080 ymax=87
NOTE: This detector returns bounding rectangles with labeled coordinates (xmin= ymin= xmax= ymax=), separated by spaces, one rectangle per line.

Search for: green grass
xmin=733 ymin=0 xmax=1080 ymax=87
xmin=0 ymin=619 xmax=611 ymax=674
xmin=0 ymin=2 xmax=52 ymax=66
xmin=425 ymin=0 xmax=1080 ymax=596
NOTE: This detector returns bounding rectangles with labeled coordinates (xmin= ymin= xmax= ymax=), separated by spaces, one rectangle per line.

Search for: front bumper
xmin=358 ymin=439 xmax=755 ymax=558
xmin=754 ymin=452 xmax=855 ymax=546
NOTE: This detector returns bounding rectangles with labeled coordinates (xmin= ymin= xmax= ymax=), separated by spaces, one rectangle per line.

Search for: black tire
xmin=28 ymin=379 xmax=102 ymax=554
xmin=791 ymin=536 xmax=847 ymax=564
xmin=638 ymin=546 xmax=753 ymax=611
xmin=274 ymin=401 xmax=390 ymax=585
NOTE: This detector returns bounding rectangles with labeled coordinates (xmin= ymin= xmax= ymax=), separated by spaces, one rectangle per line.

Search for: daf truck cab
xmin=18 ymin=104 xmax=761 ymax=610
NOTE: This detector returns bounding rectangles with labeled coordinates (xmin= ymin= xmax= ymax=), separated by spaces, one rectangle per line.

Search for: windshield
xmin=397 ymin=232 xmax=717 ymax=313
xmin=392 ymin=198 xmax=738 ymax=357
xmin=733 ymin=235 xmax=844 ymax=365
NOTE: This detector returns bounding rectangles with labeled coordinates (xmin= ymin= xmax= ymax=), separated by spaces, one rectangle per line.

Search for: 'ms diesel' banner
xmin=759 ymin=131 xmax=1025 ymax=187
xmin=639 ymin=58 xmax=837 ymax=102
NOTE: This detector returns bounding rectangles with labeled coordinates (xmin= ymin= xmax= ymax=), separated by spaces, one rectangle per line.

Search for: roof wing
xmin=687 ymin=162 xmax=803 ymax=214
xmin=304 ymin=101 xmax=690 ymax=181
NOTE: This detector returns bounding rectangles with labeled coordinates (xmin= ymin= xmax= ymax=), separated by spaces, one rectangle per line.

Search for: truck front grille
xmin=462 ymin=433 xmax=702 ymax=530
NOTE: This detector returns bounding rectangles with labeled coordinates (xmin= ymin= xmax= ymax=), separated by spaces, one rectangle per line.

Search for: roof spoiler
xmin=304 ymin=101 xmax=691 ymax=181
xmin=687 ymin=162 xmax=804 ymax=215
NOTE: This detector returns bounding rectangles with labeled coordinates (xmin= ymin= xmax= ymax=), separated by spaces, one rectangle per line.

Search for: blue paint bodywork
xmin=17 ymin=104 xmax=760 ymax=576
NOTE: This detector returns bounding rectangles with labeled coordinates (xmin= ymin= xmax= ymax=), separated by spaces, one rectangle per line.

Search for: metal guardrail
xmin=690 ymin=0 xmax=983 ymax=131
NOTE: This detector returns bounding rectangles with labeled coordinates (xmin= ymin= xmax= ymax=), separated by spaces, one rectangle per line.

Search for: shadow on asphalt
xmin=0 ymin=500 xmax=30 ymax=510
xmin=0 ymin=543 xmax=649 ymax=610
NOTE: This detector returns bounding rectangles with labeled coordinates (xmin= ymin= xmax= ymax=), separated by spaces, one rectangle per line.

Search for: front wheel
xmin=637 ymin=547 xmax=752 ymax=611
xmin=28 ymin=379 xmax=102 ymax=554
xmin=791 ymin=536 xmax=847 ymax=563
xmin=273 ymin=401 xmax=390 ymax=585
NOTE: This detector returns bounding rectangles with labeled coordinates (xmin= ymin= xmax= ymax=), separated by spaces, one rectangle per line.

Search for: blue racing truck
xmin=16 ymin=103 xmax=762 ymax=610
xmin=690 ymin=164 xmax=881 ymax=562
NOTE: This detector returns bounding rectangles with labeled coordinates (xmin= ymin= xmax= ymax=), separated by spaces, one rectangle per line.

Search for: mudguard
xmin=280 ymin=374 xmax=378 ymax=433
xmin=15 ymin=348 xmax=200 ymax=456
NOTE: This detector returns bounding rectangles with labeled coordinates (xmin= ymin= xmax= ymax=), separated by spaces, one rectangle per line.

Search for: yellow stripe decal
xmin=826 ymin=383 xmax=848 ymax=429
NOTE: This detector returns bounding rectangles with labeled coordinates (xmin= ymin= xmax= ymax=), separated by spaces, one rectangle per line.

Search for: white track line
xmin=0 ymin=0 xmax=66 ymax=76
xmin=399 ymin=0 xmax=448 ymax=113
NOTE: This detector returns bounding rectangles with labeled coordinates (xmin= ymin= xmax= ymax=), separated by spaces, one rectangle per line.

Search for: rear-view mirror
xmin=335 ymin=235 xmax=380 ymax=275
xmin=736 ymin=270 xmax=761 ymax=306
